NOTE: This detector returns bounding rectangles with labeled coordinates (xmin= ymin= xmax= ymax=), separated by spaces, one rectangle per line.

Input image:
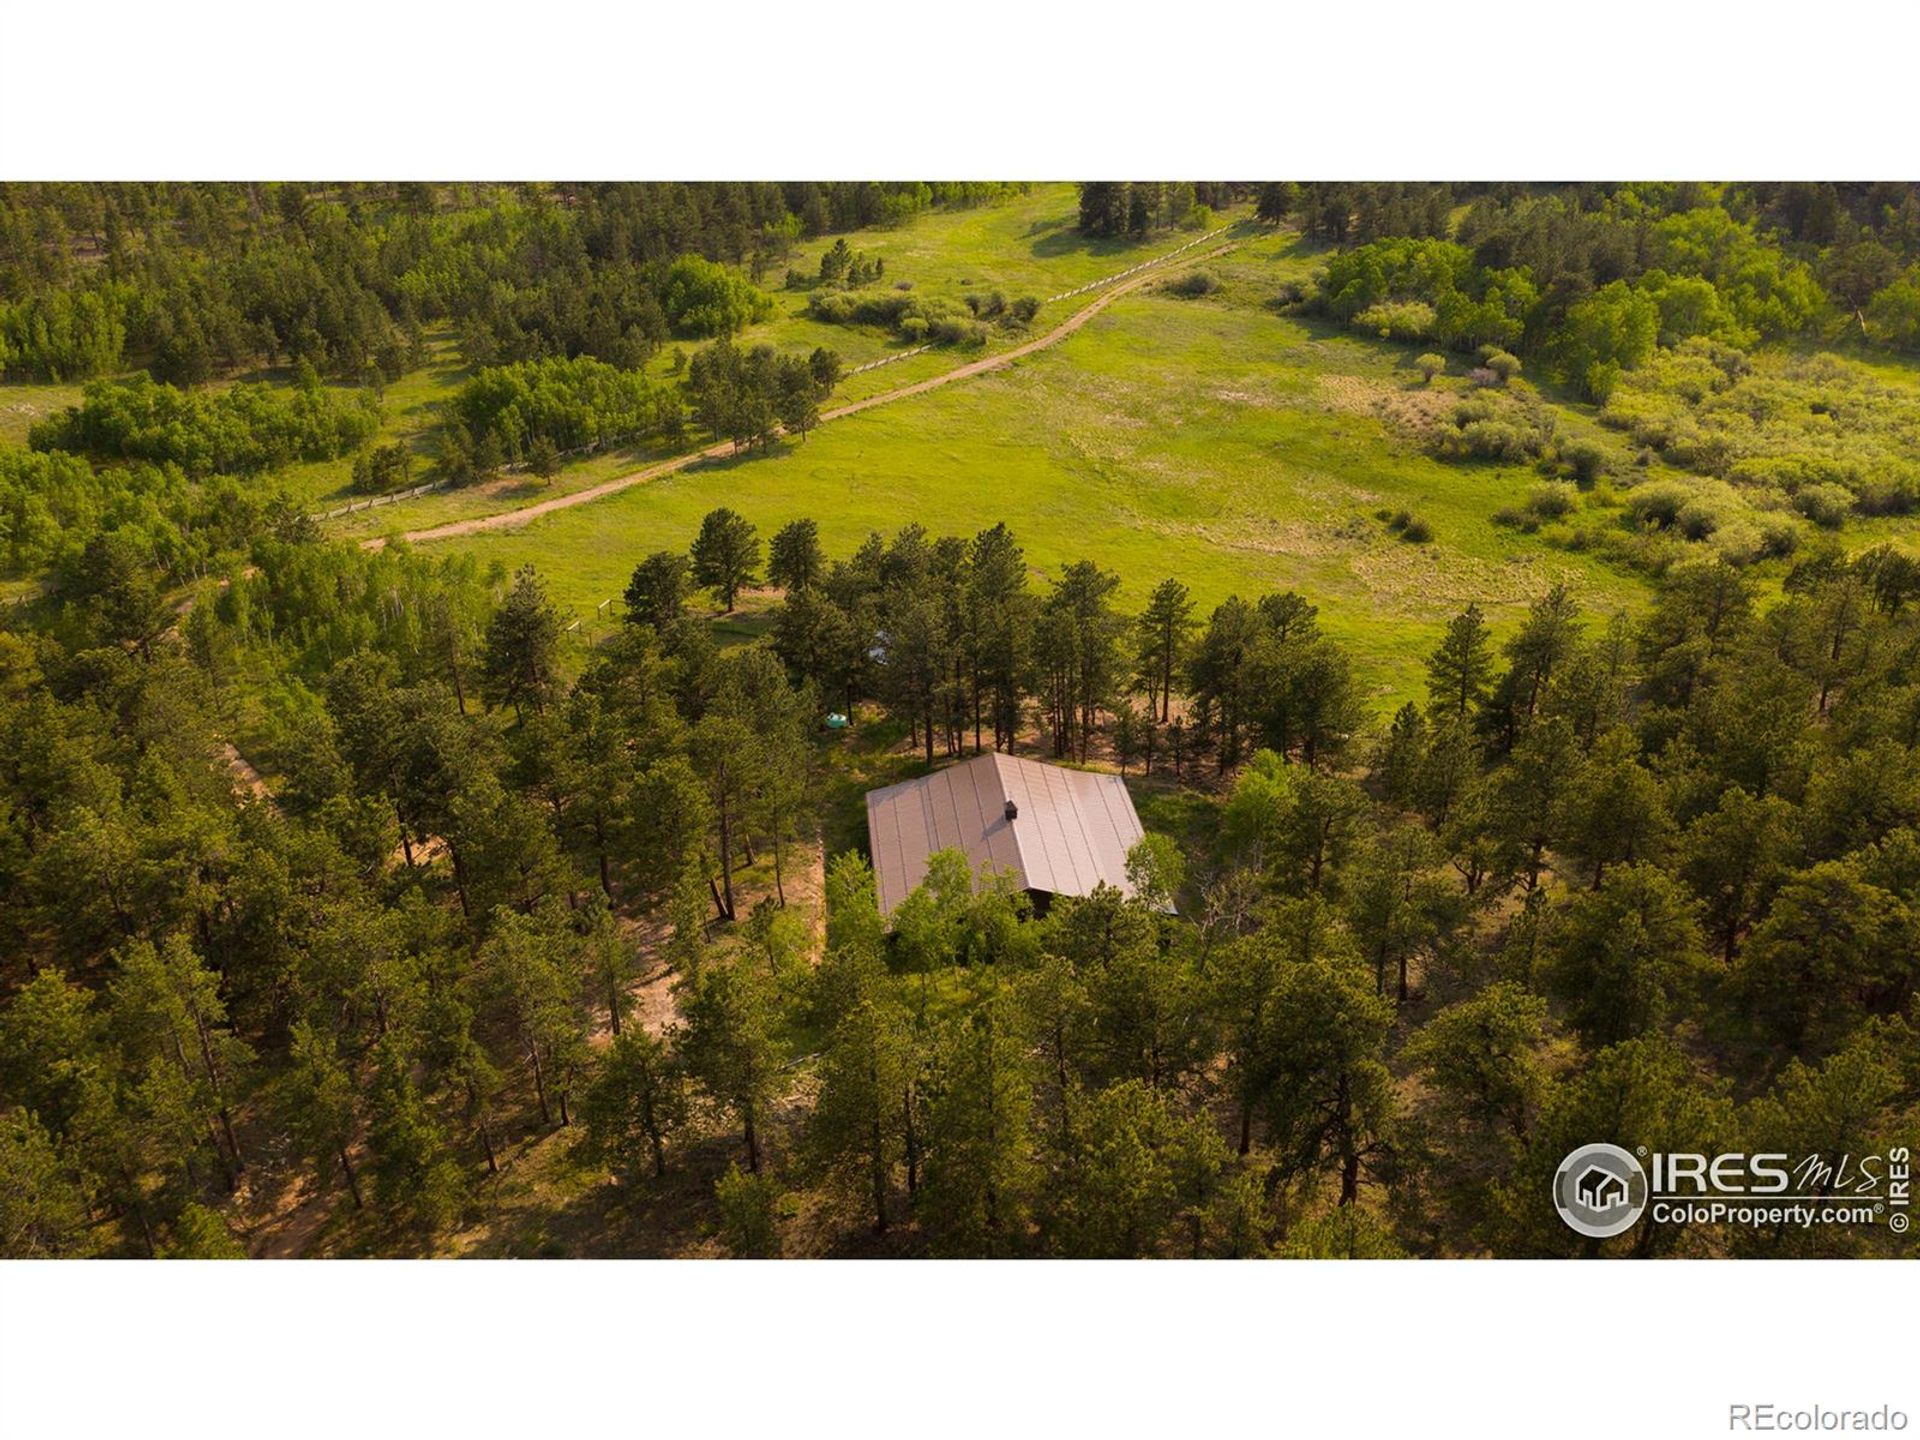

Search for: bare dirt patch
xmin=1316 ymin=373 xmax=1454 ymax=439
xmin=1346 ymin=544 xmax=1587 ymax=614
xmin=219 ymin=742 xmax=272 ymax=803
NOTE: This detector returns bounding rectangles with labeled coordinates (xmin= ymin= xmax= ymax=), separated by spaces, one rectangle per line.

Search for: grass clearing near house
xmin=429 ymin=278 xmax=1647 ymax=708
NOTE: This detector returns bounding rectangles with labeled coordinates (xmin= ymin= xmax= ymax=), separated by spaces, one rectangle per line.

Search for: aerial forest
xmin=1 ymin=181 xmax=1916 ymax=1258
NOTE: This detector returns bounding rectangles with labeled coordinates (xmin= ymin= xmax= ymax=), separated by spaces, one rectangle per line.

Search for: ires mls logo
xmin=1553 ymin=1143 xmax=1914 ymax=1239
xmin=1553 ymin=1143 xmax=1649 ymax=1238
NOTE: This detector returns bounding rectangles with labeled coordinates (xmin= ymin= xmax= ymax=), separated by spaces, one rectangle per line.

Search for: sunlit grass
xmin=429 ymin=281 xmax=1649 ymax=707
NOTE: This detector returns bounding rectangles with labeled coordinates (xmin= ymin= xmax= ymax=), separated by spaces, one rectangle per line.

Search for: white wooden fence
xmin=1043 ymin=224 xmax=1234 ymax=304
xmin=314 ymin=426 xmax=658 ymax=521
xmin=845 ymin=343 xmax=932 ymax=376
xmin=316 ymin=479 xmax=449 ymax=520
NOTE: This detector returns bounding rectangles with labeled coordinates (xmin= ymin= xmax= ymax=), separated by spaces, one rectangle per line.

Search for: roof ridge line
xmin=989 ymin=751 xmax=1036 ymax=892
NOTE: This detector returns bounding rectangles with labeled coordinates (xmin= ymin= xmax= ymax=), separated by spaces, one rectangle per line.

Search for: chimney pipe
xmin=1004 ymin=800 xmax=1018 ymax=822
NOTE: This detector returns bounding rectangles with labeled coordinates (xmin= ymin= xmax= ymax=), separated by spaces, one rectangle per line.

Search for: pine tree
xmin=1135 ymin=577 xmax=1195 ymax=724
xmin=278 ymin=1017 xmax=363 ymax=1209
xmin=690 ymin=507 xmax=761 ymax=611
xmin=1425 ymin=602 xmax=1494 ymax=721
xmin=1260 ymin=951 xmax=1396 ymax=1206
xmin=366 ymin=1040 xmax=466 ymax=1234
xmin=483 ymin=565 xmax=564 ymax=720
xmin=1544 ymin=863 xmax=1708 ymax=1047
xmin=583 ymin=1027 xmax=685 ymax=1181
xmin=624 ymin=550 xmax=691 ymax=630
xmin=680 ymin=957 xmax=782 ymax=1172
xmin=767 ymin=518 xmax=824 ymax=592
xmin=919 ymin=993 xmax=1038 ymax=1255
xmin=809 ymin=987 xmax=913 ymax=1233
xmin=108 ymin=932 xmax=252 ymax=1188
xmin=0 ymin=1110 xmax=95 ymax=1257
xmin=476 ymin=903 xmax=589 ymax=1128
xmin=714 ymin=1162 xmax=781 ymax=1256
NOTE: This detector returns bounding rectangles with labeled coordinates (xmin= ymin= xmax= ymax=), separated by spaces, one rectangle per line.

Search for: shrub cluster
xmin=661 ymin=255 xmax=775 ymax=338
xmin=350 ymin=441 xmax=413 ymax=496
xmin=1378 ymin=507 xmax=1434 ymax=543
xmin=1166 ymin=270 xmax=1222 ymax=300
xmin=29 ymin=373 xmax=381 ymax=478
xmin=1603 ymin=342 xmax=1920 ymax=518
xmin=1429 ymin=392 xmax=1556 ymax=463
xmin=449 ymin=356 xmax=680 ymax=468
xmin=808 ymin=287 xmax=1001 ymax=347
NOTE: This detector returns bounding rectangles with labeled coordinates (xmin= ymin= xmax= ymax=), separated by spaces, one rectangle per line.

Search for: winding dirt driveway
xmin=361 ymin=237 xmax=1237 ymax=552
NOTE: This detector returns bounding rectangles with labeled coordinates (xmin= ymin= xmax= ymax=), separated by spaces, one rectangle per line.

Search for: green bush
xmin=1558 ymin=438 xmax=1611 ymax=484
xmin=1624 ymin=480 xmax=1694 ymax=530
xmin=350 ymin=441 xmax=412 ymax=495
xmin=1676 ymin=498 xmax=1723 ymax=541
xmin=1354 ymin=299 xmax=1438 ymax=343
xmin=1793 ymin=482 xmax=1855 ymax=529
xmin=1483 ymin=349 xmax=1522 ymax=383
xmin=928 ymin=316 xmax=989 ymax=347
xmin=1756 ymin=513 xmax=1803 ymax=558
xmin=1430 ymin=392 xmax=1554 ymax=464
xmin=662 ymin=254 xmax=773 ymax=337
xmin=1458 ymin=420 xmax=1534 ymax=461
xmin=1527 ymin=481 xmax=1579 ymax=521
xmin=1167 ymin=270 xmax=1222 ymax=299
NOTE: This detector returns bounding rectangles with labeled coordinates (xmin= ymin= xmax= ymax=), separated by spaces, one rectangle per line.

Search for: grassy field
xmin=423 ymin=262 xmax=1647 ymax=707
xmin=0 ymin=379 xmax=82 ymax=447
xmin=718 ymin=182 xmax=1244 ymax=369
xmin=327 ymin=187 xmax=1249 ymax=540
xmin=15 ymin=183 xmax=1917 ymax=711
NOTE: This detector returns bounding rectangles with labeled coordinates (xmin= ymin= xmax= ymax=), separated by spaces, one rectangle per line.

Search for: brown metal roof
xmin=864 ymin=752 xmax=1154 ymax=918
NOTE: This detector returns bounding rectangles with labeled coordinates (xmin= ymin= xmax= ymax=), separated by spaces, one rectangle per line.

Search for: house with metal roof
xmin=863 ymin=751 xmax=1161 ymax=919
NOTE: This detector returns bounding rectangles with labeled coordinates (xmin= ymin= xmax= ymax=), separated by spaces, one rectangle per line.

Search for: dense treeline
xmin=4 ymin=484 xmax=1915 ymax=1256
xmin=683 ymin=342 xmax=841 ymax=453
xmin=0 ymin=182 xmax=1017 ymax=383
xmin=5 ymin=333 xmax=843 ymax=582
xmin=1255 ymin=182 xmax=1920 ymax=385
xmin=1077 ymin=183 xmax=1246 ymax=238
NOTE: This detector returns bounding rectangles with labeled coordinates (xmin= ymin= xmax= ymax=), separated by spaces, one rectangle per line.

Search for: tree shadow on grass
xmin=1028 ymin=227 xmax=1157 ymax=263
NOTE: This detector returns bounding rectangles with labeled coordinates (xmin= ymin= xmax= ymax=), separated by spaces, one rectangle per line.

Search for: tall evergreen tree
xmin=690 ymin=507 xmax=761 ymax=611
xmin=483 ymin=565 xmax=564 ymax=721
xmin=1135 ymin=578 xmax=1195 ymax=724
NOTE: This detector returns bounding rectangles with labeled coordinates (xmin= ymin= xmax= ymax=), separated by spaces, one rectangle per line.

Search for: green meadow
xmin=426 ymin=278 xmax=1647 ymax=706
xmin=18 ymin=181 xmax=1915 ymax=711
xmin=316 ymin=185 xmax=1254 ymax=537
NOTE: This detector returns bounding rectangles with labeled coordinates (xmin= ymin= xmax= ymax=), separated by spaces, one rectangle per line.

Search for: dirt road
xmin=361 ymin=236 xmax=1236 ymax=551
